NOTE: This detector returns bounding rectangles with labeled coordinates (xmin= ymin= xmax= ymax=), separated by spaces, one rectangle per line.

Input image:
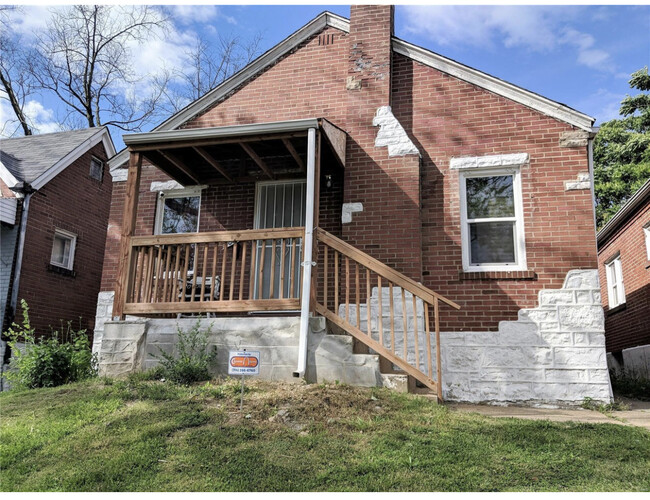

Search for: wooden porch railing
xmin=123 ymin=227 xmax=304 ymax=315
xmin=313 ymin=228 xmax=460 ymax=401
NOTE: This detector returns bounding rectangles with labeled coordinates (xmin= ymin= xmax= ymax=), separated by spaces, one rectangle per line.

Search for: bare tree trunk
xmin=0 ymin=70 xmax=32 ymax=135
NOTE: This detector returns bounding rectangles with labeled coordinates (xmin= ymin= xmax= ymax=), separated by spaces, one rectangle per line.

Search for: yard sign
xmin=228 ymin=350 xmax=260 ymax=376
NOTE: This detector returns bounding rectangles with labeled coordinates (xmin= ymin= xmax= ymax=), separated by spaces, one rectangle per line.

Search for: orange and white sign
xmin=228 ymin=350 xmax=260 ymax=375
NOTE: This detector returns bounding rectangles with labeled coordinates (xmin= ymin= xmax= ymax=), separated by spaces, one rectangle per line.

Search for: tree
xmin=0 ymin=6 xmax=36 ymax=136
xmin=30 ymin=5 xmax=169 ymax=131
xmin=161 ymin=32 xmax=262 ymax=115
xmin=594 ymin=67 xmax=650 ymax=228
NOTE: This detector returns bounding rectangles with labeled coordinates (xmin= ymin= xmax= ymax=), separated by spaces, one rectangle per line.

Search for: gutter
xmin=8 ymin=186 xmax=32 ymax=328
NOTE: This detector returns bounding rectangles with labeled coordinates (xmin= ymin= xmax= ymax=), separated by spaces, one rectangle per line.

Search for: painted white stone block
xmin=372 ymin=106 xmax=419 ymax=157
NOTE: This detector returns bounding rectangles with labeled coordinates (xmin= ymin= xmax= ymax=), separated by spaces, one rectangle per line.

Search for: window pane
xmin=469 ymin=221 xmax=516 ymax=264
xmin=52 ymin=235 xmax=71 ymax=267
xmin=162 ymin=196 xmax=199 ymax=234
xmin=466 ymin=175 xmax=514 ymax=219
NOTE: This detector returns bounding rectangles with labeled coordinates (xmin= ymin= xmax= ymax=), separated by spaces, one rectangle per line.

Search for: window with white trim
xmin=644 ymin=223 xmax=650 ymax=261
xmin=605 ymin=254 xmax=626 ymax=308
xmin=89 ymin=156 xmax=104 ymax=182
xmin=459 ymin=167 xmax=527 ymax=271
xmin=154 ymin=188 xmax=201 ymax=235
xmin=50 ymin=229 xmax=76 ymax=270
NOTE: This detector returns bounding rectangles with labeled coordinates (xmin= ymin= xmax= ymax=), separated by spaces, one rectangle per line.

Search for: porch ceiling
xmin=123 ymin=118 xmax=346 ymax=186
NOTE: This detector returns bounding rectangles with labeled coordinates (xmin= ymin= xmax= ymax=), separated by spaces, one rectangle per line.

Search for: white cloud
xmin=401 ymin=5 xmax=614 ymax=72
xmin=574 ymin=88 xmax=624 ymax=124
xmin=0 ymin=96 xmax=62 ymax=137
xmin=170 ymin=5 xmax=220 ymax=25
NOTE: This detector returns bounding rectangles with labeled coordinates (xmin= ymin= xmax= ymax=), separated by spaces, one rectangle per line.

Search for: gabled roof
xmin=109 ymin=10 xmax=595 ymax=171
xmin=0 ymin=127 xmax=115 ymax=191
xmin=597 ymin=178 xmax=650 ymax=247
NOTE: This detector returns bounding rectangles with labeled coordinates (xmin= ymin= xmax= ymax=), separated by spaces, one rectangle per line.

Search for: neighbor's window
xmin=50 ymin=229 xmax=77 ymax=270
xmin=644 ymin=223 xmax=650 ymax=260
xmin=154 ymin=188 xmax=201 ymax=235
xmin=460 ymin=168 xmax=526 ymax=271
xmin=605 ymin=254 xmax=626 ymax=308
xmin=89 ymin=157 xmax=104 ymax=182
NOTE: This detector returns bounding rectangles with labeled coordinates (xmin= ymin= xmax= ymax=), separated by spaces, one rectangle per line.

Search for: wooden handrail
xmin=131 ymin=227 xmax=305 ymax=246
xmin=313 ymin=228 xmax=460 ymax=402
xmin=315 ymin=228 xmax=460 ymax=310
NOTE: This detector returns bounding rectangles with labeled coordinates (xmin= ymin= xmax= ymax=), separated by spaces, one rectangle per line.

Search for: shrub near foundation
xmin=4 ymin=300 xmax=97 ymax=389
xmin=152 ymin=318 xmax=217 ymax=385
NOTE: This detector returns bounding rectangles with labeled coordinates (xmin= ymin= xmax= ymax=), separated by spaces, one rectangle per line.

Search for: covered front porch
xmin=113 ymin=118 xmax=346 ymax=319
xmin=109 ymin=117 xmax=459 ymax=400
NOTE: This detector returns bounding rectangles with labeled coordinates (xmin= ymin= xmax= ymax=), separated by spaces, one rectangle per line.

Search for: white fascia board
xmin=109 ymin=12 xmax=350 ymax=172
xmin=0 ymin=160 xmax=20 ymax=189
xmin=124 ymin=118 xmax=321 ymax=146
xmin=393 ymin=39 xmax=595 ymax=132
xmin=31 ymin=127 xmax=115 ymax=191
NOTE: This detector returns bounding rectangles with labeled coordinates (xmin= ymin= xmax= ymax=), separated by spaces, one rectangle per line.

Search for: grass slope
xmin=1 ymin=377 xmax=649 ymax=492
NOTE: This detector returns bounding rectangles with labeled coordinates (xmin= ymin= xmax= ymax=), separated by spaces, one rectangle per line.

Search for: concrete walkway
xmin=447 ymin=397 xmax=650 ymax=431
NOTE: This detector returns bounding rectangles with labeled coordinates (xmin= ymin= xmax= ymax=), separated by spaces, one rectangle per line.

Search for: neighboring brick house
xmin=96 ymin=6 xmax=611 ymax=405
xmin=0 ymin=128 xmax=115 ymax=357
xmin=597 ymin=179 xmax=650 ymax=378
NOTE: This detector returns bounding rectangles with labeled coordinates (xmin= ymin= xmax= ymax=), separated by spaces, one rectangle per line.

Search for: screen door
xmin=253 ymin=180 xmax=306 ymax=299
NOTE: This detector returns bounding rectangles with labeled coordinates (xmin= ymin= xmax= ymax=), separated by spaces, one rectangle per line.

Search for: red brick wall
xmin=101 ymin=13 xmax=598 ymax=331
xmin=598 ymin=199 xmax=650 ymax=353
xmin=391 ymin=54 xmax=597 ymax=330
xmin=17 ymin=142 xmax=112 ymax=339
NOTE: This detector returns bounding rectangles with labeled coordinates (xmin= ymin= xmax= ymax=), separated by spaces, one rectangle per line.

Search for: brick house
xmin=0 ymin=128 xmax=115 ymax=360
xmin=597 ymin=179 xmax=650 ymax=378
xmin=96 ymin=6 xmax=611 ymax=405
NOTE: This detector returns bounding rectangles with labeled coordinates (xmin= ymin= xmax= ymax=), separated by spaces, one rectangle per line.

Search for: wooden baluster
xmin=323 ymin=245 xmax=328 ymax=309
xmin=229 ymin=242 xmax=237 ymax=301
xmin=172 ymin=245 xmax=181 ymax=302
xmin=181 ymin=244 xmax=190 ymax=303
xmin=133 ymin=247 xmax=144 ymax=303
xmin=366 ymin=268 xmax=371 ymax=338
xmin=345 ymin=256 xmax=350 ymax=322
xmin=268 ymin=239 xmax=276 ymax=299
xmin=289 ymin=238 xmax=297 ymax=299
xmin=153 ymin=246 xmax=163 ymax=303
xmin=257 ymin=241 xmax=266 ymax=300
xmin=210 ymin=244 xmax=218 ymax=301
xmin=190 ymin=244 xmax=199 ymax=303
xmin=377 ymin=276 xmax=383 ymax=347
xmin=389 ymin=283 xmax=395 ymax=353
xmin=220 ymin=243 xmax=227 ymax=301
xmin=401 ymin=288 xmax=408 ymax=361
xmin=279 ymin=238 xmax=286 ymax=299
xmin=200 ymin=244 xmax=208 ymax=302
xmin=425 ymin=302 xmax=432 ymax=379
xmin=334 ymin=250 xmax=339 ymax=315
xmin=413 ymin=294 xmax=420 ymax=371
xmin=249 ymin=241 xmax=257 ymax=299
xmin=434 ymin=298 xmax=442 ymax=402
xmin=239 ymin=241 xmax=247 ymax=300
xmin=355 ymin=262 xmax=360 ymax=329
xmin=162 ymin=245 xmax=172 ymax=303
xmin=143 ymin=247 xmax=154 ymax=303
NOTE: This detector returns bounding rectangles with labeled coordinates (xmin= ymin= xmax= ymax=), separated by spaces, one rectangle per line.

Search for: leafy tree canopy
xmin=594 ymin=67 xmax=650 ymax=228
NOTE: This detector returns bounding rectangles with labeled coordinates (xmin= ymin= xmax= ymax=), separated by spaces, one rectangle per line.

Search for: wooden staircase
xmin=313 ymin=229 xmax=460 ymax=402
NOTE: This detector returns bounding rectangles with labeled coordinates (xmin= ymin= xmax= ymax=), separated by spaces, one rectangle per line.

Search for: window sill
xmin=459 ymin=270 xmax=537 ymax=281
xmin=47 ymin=263 xmax=76 ymax=278
xmin=606 ymin=303 xmax=626 ymax=316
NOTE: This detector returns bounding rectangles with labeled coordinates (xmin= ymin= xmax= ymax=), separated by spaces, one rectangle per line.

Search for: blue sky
xmin=2 ymin=4 xmax=649 ymax=150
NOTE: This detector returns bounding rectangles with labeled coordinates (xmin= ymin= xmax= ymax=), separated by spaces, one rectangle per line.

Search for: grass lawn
xmin=1 ymin=376 xmax=649 ymax=492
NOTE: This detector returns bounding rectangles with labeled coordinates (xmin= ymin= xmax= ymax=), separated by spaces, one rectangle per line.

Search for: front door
xmin=253 ymin=180 xmax=306 ymax=299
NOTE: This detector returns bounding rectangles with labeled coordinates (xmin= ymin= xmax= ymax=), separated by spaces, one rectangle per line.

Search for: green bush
xmin=152 ymin=317 xmax=217 ymax=384
xmin=4 ymin=300 xmax=97 ymax=389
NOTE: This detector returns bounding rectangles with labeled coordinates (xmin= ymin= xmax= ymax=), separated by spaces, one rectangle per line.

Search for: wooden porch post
xmin=112 ymin=151 xmax=142 ymax=320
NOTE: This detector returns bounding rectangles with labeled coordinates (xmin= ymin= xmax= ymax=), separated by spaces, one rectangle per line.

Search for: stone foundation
xmin=607 ymin=345 xmax=650 ymax=379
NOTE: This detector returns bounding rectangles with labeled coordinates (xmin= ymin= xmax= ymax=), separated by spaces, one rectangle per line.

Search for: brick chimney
xmin=346 ymin=5 xmax=394 ymax=108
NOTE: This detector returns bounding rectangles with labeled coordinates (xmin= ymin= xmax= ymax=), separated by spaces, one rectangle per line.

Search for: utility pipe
xmin=8 ymin=191 xmax=31 ymax=324
xmin=294 ymin=127 xmax=317 ymax=378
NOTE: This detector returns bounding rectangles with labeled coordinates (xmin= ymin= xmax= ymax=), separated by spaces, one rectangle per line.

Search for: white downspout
xmin=294 ymin=127 xmax=317 ymax=378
